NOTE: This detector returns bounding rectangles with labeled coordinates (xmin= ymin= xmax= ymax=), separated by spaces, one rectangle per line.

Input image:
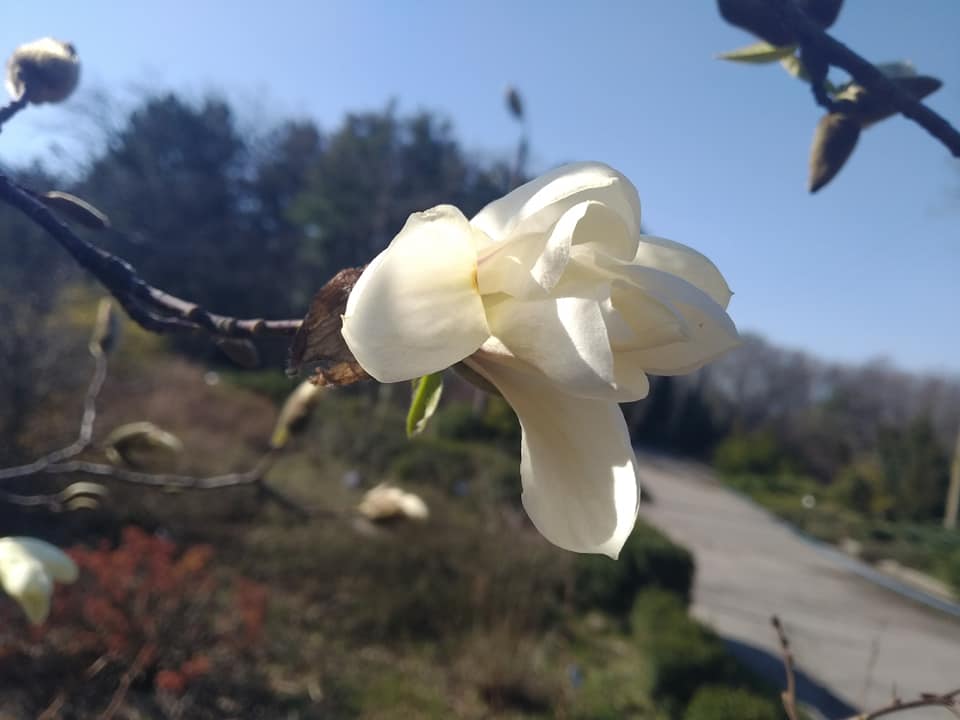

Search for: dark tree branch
xmin=772 ymin=0 xmax=960 ymax=157
xmin=0 ymin=171 xmax=303 ymax=341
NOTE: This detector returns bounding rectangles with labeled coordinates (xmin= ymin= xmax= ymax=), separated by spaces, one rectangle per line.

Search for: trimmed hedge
xmin=683 ymin=685 xmax=781 ymax=720
xmin=574 ymin=520 xmax=695 ymax=615
xmin=631 ymin=590 xmax=733 ymax=709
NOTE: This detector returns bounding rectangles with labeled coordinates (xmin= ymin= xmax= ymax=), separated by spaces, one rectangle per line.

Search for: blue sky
xmin=2 ymin=1 xmax=959 ymax=374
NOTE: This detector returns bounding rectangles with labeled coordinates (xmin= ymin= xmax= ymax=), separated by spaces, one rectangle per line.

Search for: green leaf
xmin=779 ymin=54 xmax=810 ymax=81
xmin=780 ymin=55 xmax=839 ymax=93
xmin=717 ymin=41 xmax=797 ymax=64
xmin=406 ymin=372 xmax=444 ymax=438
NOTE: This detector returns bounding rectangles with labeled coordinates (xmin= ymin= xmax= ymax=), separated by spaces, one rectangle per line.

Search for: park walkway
xmin=636 ymin=453 xmax=960 ymax=719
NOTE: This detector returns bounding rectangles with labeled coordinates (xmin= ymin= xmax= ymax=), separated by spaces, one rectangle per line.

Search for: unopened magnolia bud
xmin=270 ymin=380 xmax=323 ymax=449
xmin=808 ymin=112 xmax=860 ymax=193
xmin=59 ymin=482 xmax=109 ymax=512
xmin=505 ymin=86 xmax=524 ymax=121
xmin=104 ymin=422 xmax=183 ymax=470
xmin=215 ymin=338 xmax=261 ymax=369
xmin=357 ymin=484 xmax=429 ymax=522
xmin=89 ymin=299 xmax=120 ymax=355
xmin=5 ymin=38 xmax=79 ymax=104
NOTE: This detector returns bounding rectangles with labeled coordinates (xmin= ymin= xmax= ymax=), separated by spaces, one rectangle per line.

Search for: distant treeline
xmin=2 ymin=92 xmax=957 ymax=522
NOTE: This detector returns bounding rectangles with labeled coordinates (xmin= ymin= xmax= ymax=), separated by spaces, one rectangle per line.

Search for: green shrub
xmin=434 ymin=396 xmax=520 ymax=449
xmin=683 ymin=685 xmax=780 ymax=720
xmin=631 ymin=590 xmax=734 ymax=711
xmin=574 ymin=521 xmax=695 ymax=615
xmin=830 ymin=458 xmax=893 ymax=519
xmin=714 ymin=431 xmax=793 ymax=476
xmin=307 ymin=392 xmax=408 ymax=472
xmin=220 ymin=368 xmax=299 ymax=404
xmin=944 ymin=549 xmax=960 ymax=595
xmin=388 ymin=433 xmax=522 ymax=504
xmin=390 ymin=437 xmax=477 ymax=489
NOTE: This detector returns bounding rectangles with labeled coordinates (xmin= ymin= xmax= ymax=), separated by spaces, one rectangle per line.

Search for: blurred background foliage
xmin=1 ymin=90 xmax=958 ymax=717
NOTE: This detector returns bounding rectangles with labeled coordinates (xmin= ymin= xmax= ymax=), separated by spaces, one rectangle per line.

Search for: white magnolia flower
xmin=342 ymin=162 xmax=738 ymax=558
xmin=358 ymin=483 xmax=430 ymax=522
xmin=0 ymin=536 xmax=78 ymax=625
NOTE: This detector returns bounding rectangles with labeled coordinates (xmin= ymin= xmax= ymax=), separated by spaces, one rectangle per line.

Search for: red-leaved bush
xmin=0 ymin=526 xmax=269 ymax=715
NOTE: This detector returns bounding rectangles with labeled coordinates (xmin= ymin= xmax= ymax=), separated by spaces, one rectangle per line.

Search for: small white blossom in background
xmin=0 ymin=537 xmax=78 ymax=625
xmin=5 ymin=37 xmax=79 ymax=104
xmin=342 ymin=162 xmax=738 ymax=558
xmin=357 ymin=484 xmax=430 ymax=522
xmin=270 ymin=380 xmax=323 ymax=449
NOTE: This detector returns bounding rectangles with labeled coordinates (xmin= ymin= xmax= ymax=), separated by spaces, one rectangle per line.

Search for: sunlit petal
xmin=483 ymin=293 xmax=612 ymax=396
xmin=467 ymin=358 xmax=640 ymax=558
xmin=633 ymin=235 xmax=733 ymax=308
xmin=573 ymin=247 xmax=739 ymax=374
xmin=341 ymin=205 xmax=490 ymax=383
xmin=9 ymin=538 xmax=78 ymax=582
xmin=471 ymin=162 xmax=641 ymax=243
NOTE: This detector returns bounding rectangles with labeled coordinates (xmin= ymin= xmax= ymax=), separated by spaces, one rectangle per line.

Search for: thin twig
xmin=2 ymin=447 xmax=309 ymax=518
xmin=771 ymin=0 xmax=960 ymax=157
xmin=0 ymin=347 xmax=107 ymax=482
xmin=0 ymin=325 xmax=310 ymax=518
xmin=846 ymin=688 xmax=960 ymax=720
xmin=101 ymin=642 xmax=156 ymax=720
xmin=773 ymin=615 xmax=960 ymax=720
xmin=37 ymin=689 xmax=67 ymax=720
xmin=771 ymin=615 xmax=800 ymax=720
xmin=0 ymin=171 xmax=302 ymax=341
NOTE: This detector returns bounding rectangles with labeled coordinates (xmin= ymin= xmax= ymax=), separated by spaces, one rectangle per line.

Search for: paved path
xmin=636 ymin=453 xmax=960 ymax=719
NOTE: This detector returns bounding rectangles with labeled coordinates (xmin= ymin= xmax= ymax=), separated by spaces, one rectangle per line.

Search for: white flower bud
xmin=0 ymin=537 xmax=78 ymax=625
xmin=357 ymin=484 xmax=430 ymax=522
xmin=6 ymin=37 xmax=79 ymax=104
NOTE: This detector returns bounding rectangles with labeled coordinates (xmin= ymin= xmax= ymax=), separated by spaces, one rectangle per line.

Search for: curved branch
xmin=0 ymin=322 xmax=310 ymax=519
xmin=849 ymin=688 xmax=960 ymax=720
xmin=0 ymin=172 xmax=302 ymax=340
xmin=772 ymin=0 xmax=960 ymax=157
xmin=0 ymin=347 xmax=107 ymax=482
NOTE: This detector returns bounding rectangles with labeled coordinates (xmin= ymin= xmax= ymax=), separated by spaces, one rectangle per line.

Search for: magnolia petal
xmin=559 ymin=257 xmax=690 ymax=352
xmin=573 ymin=247 xmax=739 ymax=374
xmin=476 ymin=200 xmax=623 ymax=299
xmin=483 ymin=292 xmax=637 ymax=400
xmin=570 ymin=201 xmax=639 ymax=260
xmin=612 ymin=272 xmax=739 ymax=375
xmin=471 ymin=162 xmax=642 ymax=243
xmin=633 ymin=235 xmax=733 ymax=308
xmin=606 ymin=282 xmax=688 ymax=352
xmin=0 ymin=537 xmax=77 ymax=583
xmin=467 ymin=358 xmax=640 ymax=558
xmin=1 ymin=560 xmax=51 ymax=624
xmin=341 ymin=205 xmax=490 ymax=383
